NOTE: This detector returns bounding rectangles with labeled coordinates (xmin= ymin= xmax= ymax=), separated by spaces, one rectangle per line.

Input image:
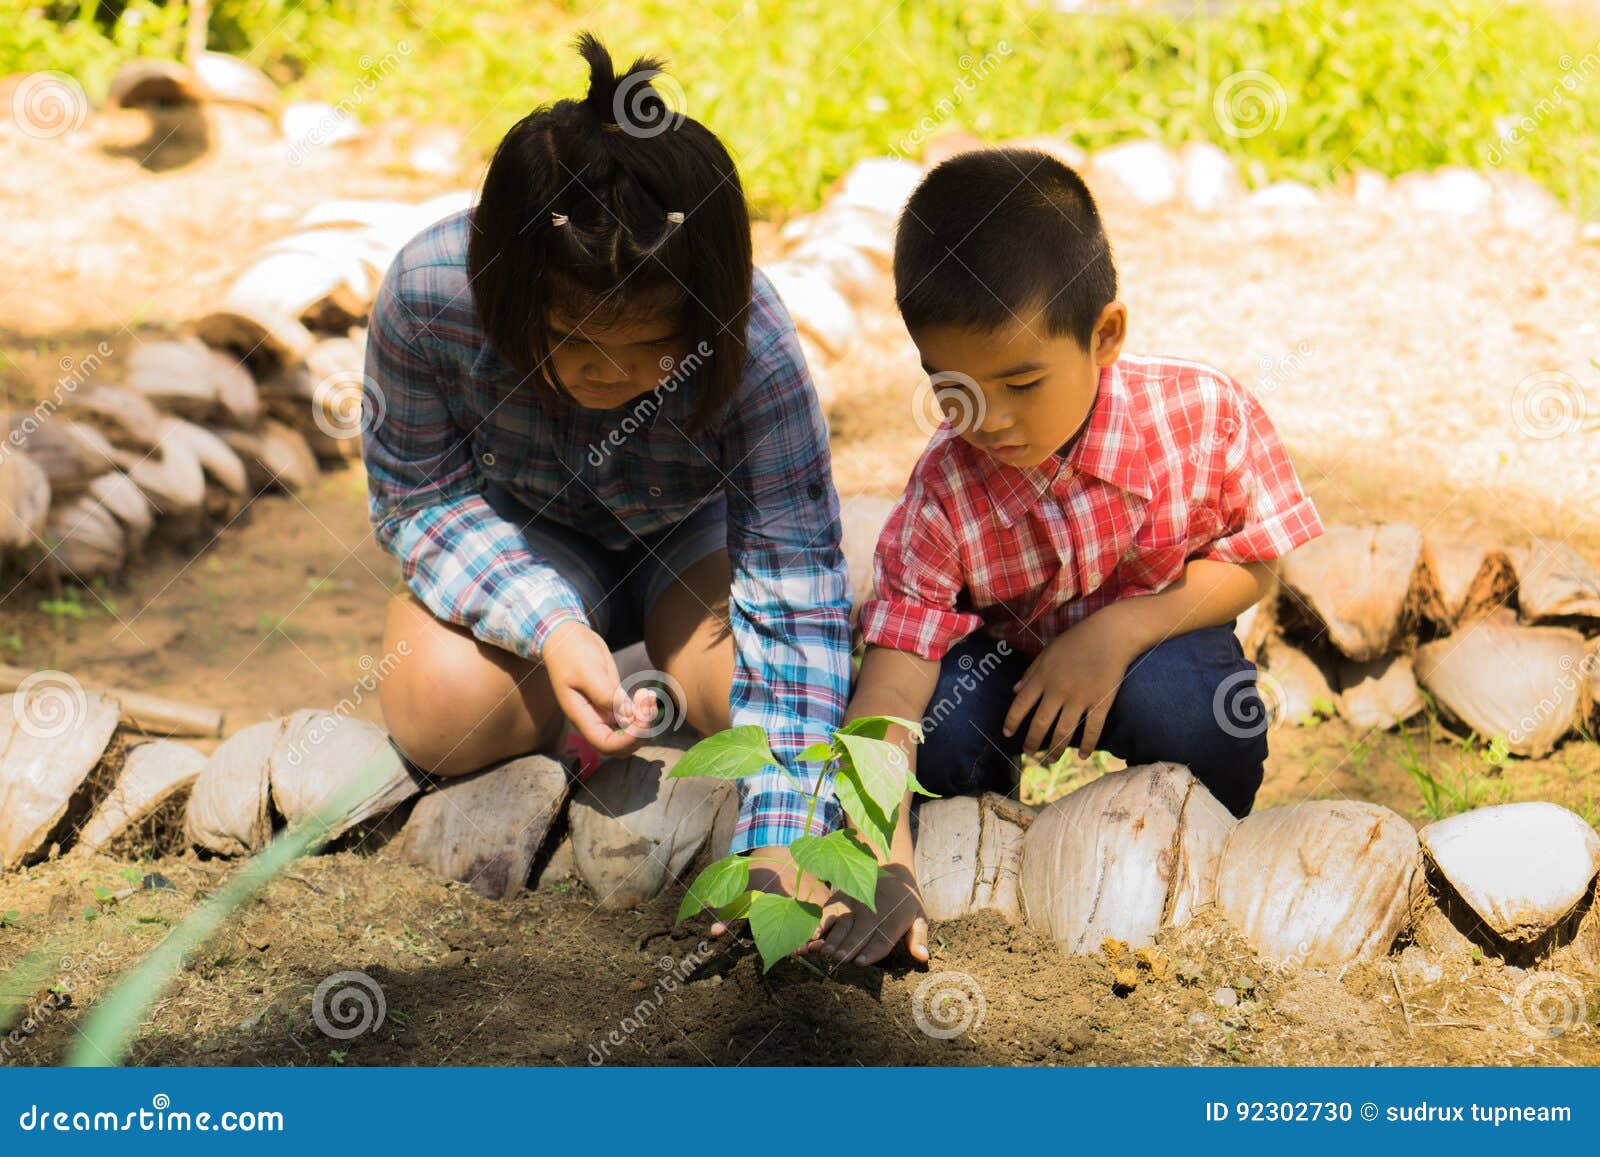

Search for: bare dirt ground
xmin=2 ymin=111 xmax=1599 ymax=1066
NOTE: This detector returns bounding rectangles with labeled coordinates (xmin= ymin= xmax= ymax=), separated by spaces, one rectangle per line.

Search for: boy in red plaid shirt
xmin=802 ymin=147 xmax=1325 ymax=967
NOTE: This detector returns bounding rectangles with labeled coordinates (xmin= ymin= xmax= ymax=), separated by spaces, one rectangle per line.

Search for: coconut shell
xmin=184 ymin=717 xmax=287 ymax=856
xmin=0 ymin=448 xmax=51 ymax=552
xmin=1279 ymin=523 xmax=1444 ymax=660
xmin=267 ymin=710 xmax=419 ymax=840
xmin=1215 ymin=800 xmax=1422 ymax=966
xmin=777 ymin=204 xmax=894 ymax=268
xmin=191 ymin=51 xmax=279 ymax=116
xmin=1337 ymin=654 xmax=1424 ymax=731
xmin=399 ymin=754 xmax=570 ymax=901
xmin=158 ymin=417 xmax=250 ymax=497
xmin=1259 ymin=640 xmax=1338 ymax=728
xmin=74 ymin=739 xmax=206 ymax=855
xmin=1019 ymin=763 xmax=1236 ymax=953
xmin=780 ymin=237 xmax=887 ymax=306
xmin=8 ymin=418 xmax=118 ymax=496
xmin=570 ymin=741 xmax=731 ymax=910
xmin=1233 ymin=587 xmax=1277 ymax=663
xmin=914 ymin=792 xmax=1035 ymax=923
xmin=1414 ymin=611 xmax=1587 ymax=758
xmin=839 ymin=495 xmax=895 ymax=619
xmin=104 ymin=58 xmax=204 ymax=110
xmin=1420 ymin=802 xmax=1600 ymax=943
xmin=0 ymin=686 xmax=121 ymax=869
xmin=1426 ymin=542 xmax=1516 ymax=625
xmin=125 ymin=339 xmax=259 ymax=427
xmin=71 ymin=384 xmax=166 ymax=449
xmin=86 ymin=472 xmax=154 ymax=551
xmin=220 ymin=420 xmax=318 ymax=493
xmin=1511 ymin=538 xmax=1600 ymax=624
xmin=760 ymin=262 xmax=859 ymax=359
xmin=41 ymin=494 xmax=127 ymax=579
xmin=114 ymin=429 xmax=206 ymax=522
xmin=190 ymin=304 xmax=316 ymax=370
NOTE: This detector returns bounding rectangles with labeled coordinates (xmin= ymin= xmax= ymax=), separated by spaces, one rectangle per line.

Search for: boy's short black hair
xmin=894 ymin=148 xmax=1118 ymax=350
xmin=468 ymin=31 xmax=752 ymax=432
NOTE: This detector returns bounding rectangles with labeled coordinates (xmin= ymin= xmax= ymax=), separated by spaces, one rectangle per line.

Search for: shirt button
xmin=481 ymin=452 xmax=496 ymax=466
xmin=648 ymin=485 xmax=663 ymax=497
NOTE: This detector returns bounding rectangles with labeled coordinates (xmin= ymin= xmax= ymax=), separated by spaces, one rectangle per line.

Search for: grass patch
xmin=7 ymin=0 xmax=1599 ymax=216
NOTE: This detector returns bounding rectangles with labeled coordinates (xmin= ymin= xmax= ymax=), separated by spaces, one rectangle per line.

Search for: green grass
xmin=7 ymin=0 xmax=1599 ymax=216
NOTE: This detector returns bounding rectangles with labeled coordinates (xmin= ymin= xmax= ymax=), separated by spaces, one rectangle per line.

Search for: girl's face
xmin=543 ymin=306 xmax=695 ymax=410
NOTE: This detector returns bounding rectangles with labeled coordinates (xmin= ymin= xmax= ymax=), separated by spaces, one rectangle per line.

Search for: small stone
xmin=141 ymin=872 xmax=175 ymax=891
xmin=438 ymin=949 xmax=468 ymax=968
xmin=1188 ymin=1011 xmax=1214 ymax=1028
xmin=1212 ymin=986 xmax=1238 ymax=1008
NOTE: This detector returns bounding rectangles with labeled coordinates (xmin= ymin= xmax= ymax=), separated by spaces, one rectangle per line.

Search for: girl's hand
xmin=1003 ymin=609 xmax=1140 ymax=761
xmin=803 ymin=862 xmax=929 ymax=967
xmin=542 ymin=620 xmax=657 ymax=758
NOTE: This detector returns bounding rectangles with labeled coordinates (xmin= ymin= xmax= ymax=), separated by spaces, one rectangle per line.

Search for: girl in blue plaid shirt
xmin=363 ymin=34 xmax=852 ymax=893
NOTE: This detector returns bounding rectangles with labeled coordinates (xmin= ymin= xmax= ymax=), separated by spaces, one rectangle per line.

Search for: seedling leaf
xmin=833 ymin=769 xmax=893 ymax=858
xmin=670 ymin=726 xmax=778 ymax=780
xmin=790 ymin=831 xmax=880 ymax=911
xmin=837 ymin=732 xmax=913 ymax=822
xmin=797 ymin=742 xmax=836 ymax=763
xmin=747 ymin=893 xmax=822 ymax=971
xmin=836 ymin=715 xmax=925 ymax=742
xmin=676 ymin=855 xmax=751 ymax=923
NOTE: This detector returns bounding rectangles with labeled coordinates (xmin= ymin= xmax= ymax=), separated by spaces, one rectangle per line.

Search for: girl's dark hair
xmin=467 ymin=32 xmax=752 ymax=432
xmin=894 ymin=147 xmax=1117 ymax=350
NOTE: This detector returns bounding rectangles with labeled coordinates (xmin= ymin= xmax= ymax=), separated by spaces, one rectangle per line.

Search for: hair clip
xmin=550 ymin=212 xmax=569 ymax=226
xmin=665 ymin=211 xmax=685 ymax=224
xmin=601 ymin=122 xmax=622 ymax=132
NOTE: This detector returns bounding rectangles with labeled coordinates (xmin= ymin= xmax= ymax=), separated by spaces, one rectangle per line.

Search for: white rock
xmin=280 ymin=101 xmax=361 ymax=149
xmin=1343 ymin=167 xmax=1390 ymax=207
xmin=1086 ymin=140 xmax=1179 ymax=207
xmin=1420 ymin=802 xmax=1600 ymax=942
xmin=1212 ymin=986 xmax=1238 ymax=1008
xmin=1248 ymin=181 xmax=1321 ymax=209
xmin=1394 ymin=167 xmax=1493 ymax=217
xmin=829 ymin=157 xmax=925 ymax=220
xmin=1178 ymin=141 xmax=1242 ymax=213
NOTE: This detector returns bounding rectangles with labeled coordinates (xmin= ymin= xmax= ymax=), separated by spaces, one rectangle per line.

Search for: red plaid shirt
xmin=860 ymin=353 xmax=1325 ymax=660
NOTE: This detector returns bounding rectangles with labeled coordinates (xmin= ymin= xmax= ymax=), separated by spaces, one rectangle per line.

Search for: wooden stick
xmin=0 ymin=665 xmax=223 ymax=737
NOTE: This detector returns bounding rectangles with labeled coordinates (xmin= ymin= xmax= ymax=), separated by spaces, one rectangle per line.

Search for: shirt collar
xmin=976 ymin=359 xmax=1153 ymax=528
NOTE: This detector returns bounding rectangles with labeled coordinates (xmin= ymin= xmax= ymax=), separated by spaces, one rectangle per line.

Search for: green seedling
xmin=0 ymin=910 xmax=20 ymax=928
xmin=671 ymin=715 xmax=935 ymax=971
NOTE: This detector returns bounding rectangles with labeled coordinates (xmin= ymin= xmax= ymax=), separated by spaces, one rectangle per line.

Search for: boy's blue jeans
xmin=916 ymin=623 xmax=1266 ymax=818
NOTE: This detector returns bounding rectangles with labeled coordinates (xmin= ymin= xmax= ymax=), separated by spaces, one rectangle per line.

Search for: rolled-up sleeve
xmin=858 ymin=483 xmax=983 ymax=662
xmin=718 ymin=329 xmax=852 ymax=853
xmin=1195 ymin=381 xmax=1324 ymax=565
xmin=363 ymin=262 xmax=589 ymax=658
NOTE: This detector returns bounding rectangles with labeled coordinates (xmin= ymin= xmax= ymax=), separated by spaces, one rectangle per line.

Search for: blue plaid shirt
xmin=362 ymin=210 xmax=848 ymax=852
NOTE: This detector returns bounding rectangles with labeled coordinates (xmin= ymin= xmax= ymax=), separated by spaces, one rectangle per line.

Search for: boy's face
xmin=908 ymin=301 xmax=1127 ymax=470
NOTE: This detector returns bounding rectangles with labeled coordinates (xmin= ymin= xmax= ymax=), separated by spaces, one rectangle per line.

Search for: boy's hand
xmin=542 ymin=620 xmax=658 ymax=758
xmin=1004 ymin=610 xmax=1141 ymax=760
xmin=803 ymin=862 xmax=930 ymax=967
